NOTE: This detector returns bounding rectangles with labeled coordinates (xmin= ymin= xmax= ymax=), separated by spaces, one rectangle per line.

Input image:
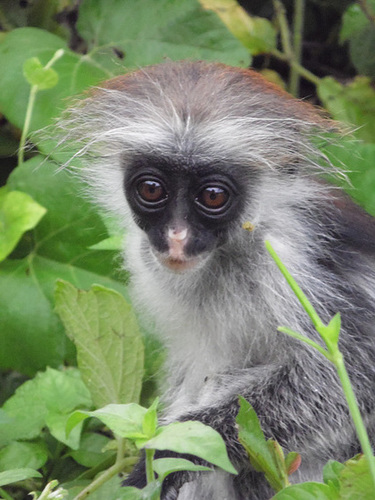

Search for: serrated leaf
xmin=0 ymin=368 xmax=92 ymax=447
xmin=55 ymin=280 xmax=144 ymax=408
xmin=200 ymin=0 xmax=276 ymax=54
xmin=236 ymin=396 xmax=285 ymax=491
xmin=0 ymin=188 xmax=46 ymax=262
xmin=153 ymin=457 xmax=212 ymax=482
xmin=144 ymin=421 xmax=237 ymax=475
xmin=272 ymin=482 xmax=339 ymax=500
xmin=23 ymin=57 xmax=59 ymax=90
xmin=67 ymin=404 xmax=147 ymax=440
xmin=0 ymin=468 xmax=42 ymax=487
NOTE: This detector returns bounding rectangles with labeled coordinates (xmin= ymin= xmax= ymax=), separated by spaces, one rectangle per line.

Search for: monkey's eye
xmin=195 ymin=185 xmax=230 ymax=213
xmin=136 ymin=179 xmax=168 ymax=206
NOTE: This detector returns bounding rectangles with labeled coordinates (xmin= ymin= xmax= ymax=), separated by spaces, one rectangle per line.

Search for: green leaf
xmin=77 ymin=0 xmax=249 ymax=68
xmin=340 ymin=1 xmax=375 ymax=77
xmin=55 ymin=281 xmax=144 ymax=408
xmin=142 ymin=398 xmax=159 ymax=439
xmin=339 ymin=455 xmax=375 ymax=500
xmin=322 ymin=140 xmax=375 ymax=216
xmin=0 ymin=188 xmax=46 ymax=262
xmin=317 ymin=77 xmax=375 ymax=143
xmin=0 ymin=468 xmax=42 ymax=487
xmin=69 ymin=432 xmax=114 ymax=468
xmin=236 ymin=396 xmax=285 ymax=491
xmin=201 ymin=0 xmax=276 ymax=55
xmin=0 ymin=368 xmax=92 ymax=447
xmin=117 ymin=481 xmax=161 ymax=500
xmin=23 ymin=57 xmax=59 ymax=90
xmin=272 ymin=482 xmax=339 ymax=500
xmin=0 ymin=28 xmax=114 ymax=132
xmin=322 ymin=313 xmax=341 ymax=350
xmin=67 ymin=404 xmax=147 ymax=440
xmin=153 ymin=458 xmax=212 ymax=482
xmin=284 ymin=452 xmax=301 ymax=476
xmin=144 ymin=421 xmax=237 ymax=475
xmin=0 ymin=441 xmax=48 ymax=472
xmin=323 ymin=459 xmax=345 ymax=491
xmin=1 ymin=156 xmax=130 ymax=375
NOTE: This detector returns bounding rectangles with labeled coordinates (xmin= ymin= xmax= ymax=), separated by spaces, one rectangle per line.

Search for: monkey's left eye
xmin=136 ymin=179 xmax=168 ymax=206
xmin=195 ymin=185 xmax=230 ymax=213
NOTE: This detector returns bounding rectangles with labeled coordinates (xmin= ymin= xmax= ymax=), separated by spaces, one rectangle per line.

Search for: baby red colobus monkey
xmin=60 ymin=61 xmax=375 ymax=500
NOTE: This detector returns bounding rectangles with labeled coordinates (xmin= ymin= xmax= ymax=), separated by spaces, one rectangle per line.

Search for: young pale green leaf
xmin=200 ymin=0 xmax=277 ymax=55
xmin=339 ymin=455 xmax=375 ymax=500
xmin=144 ymin=421 xmax=237 ymax=475
xmin=323 ymin=459 xmax=345 ymax=492
xmin=236 ymin=396 xmax=285 ymax=492
xmin=322 ymin=313 xmax=341 ymax=351
xmin=67 ymin=404 xmax=148 ymax=440
xmin=55 ymin=280 xmax=144 ymax=408
xmin=23 ymin=57 xmax=59 ymax=90
xmin=45 ymin=412 xmax=83 ymax=450
xmin=272 ymin=482 xmax=339 ymax=500
xmin=0 ymin=188 xmax=46 ymax=262
xmin=0 ymin=368 xmax=92 ymax=447
xmin=0 ymin=441 xmax=48 ymax=472
xmin=284 ymin=452 xmax=301 ymax=476
xmin=0 ymin=468 xmax=42 ymax=487
xmin=153 ymin=458 xmax=212 ymax=482
xmin=142 ymin=398 xmax=159 ymax=439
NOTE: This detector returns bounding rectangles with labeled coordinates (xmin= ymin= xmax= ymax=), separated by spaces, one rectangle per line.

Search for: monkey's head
xmin=59 ymin=61 xmax=333 ymax=274
xmin=123 ymin=152 xmax=247 ymax=272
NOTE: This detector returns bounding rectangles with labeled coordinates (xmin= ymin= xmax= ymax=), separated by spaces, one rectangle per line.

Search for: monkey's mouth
xmin=151 ymin=250 xmax=204 ymax=273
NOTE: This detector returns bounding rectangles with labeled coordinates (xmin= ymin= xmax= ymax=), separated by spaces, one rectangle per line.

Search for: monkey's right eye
xmin=136 ymin=179 xmax=168 ymax=206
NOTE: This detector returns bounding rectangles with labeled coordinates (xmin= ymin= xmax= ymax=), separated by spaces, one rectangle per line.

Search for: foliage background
xmin=0 ymin=0 xmax=374 ymax=499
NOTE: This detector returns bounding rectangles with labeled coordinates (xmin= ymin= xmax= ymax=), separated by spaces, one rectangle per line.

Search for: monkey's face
xmin=124 ymin=154 xmax=245 ymax=273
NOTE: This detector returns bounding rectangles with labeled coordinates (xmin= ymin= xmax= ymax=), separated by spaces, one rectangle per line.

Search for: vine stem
xmin=358 ymin=0 xmax=375 ymax=24
xmin=145 ymin=448 xmax=156 ymax=483
xmin=18 ymin=84 xmax=38 ymax=166
xmin=73 ymin=457 xmax=138 ymax=500
xmin=331 ymin=352 xmax=375 ymax=488
xmin=18 ymin=48 xmax=64 ymax=166
xmin=289 ymin=0 xmax=305 ymax=96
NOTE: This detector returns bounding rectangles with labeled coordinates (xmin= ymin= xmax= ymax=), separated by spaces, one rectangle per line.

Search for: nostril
xmin=168 ymin=227 xmax=188 ymax=241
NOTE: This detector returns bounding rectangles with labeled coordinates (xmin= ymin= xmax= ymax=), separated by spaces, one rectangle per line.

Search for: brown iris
xmin=197 ymin=186 xmax=229 ymax=210
xmin=137 ymin=180 xmax=167 ymax=203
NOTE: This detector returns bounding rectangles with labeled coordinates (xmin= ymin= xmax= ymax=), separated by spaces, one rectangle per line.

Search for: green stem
xmin=333 ymin=352 xmax=375 ymax=487
xmin=358 ymin=0 xmax=375 ymax=24
xmin=18 ymin=84 xmax=38 ymax=166
xmin=272 ymin=48 xmax=320 ymax=86
xmin=145 ymin=448 xmax=156 ymax=483
xmin=73 ymin=457 xmax=137 ymax=500
xmin=18 ymin=48 xmax=64 ymax=166
xmin=0 ymin=487 xmax=14 ymax=500
xmin=116 ymin=436 xmax=126 ymax=464
xmin=273 ymin=0 xmax=293 ymax=59
xmin=289 ymin=0 xmax=305 ymax=96
xmin=265 ymin=241 xmax=324 ymax=330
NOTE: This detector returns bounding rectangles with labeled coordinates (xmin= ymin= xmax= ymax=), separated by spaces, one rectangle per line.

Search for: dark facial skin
xmin=123 ymin=155 xmax=246 ymax=272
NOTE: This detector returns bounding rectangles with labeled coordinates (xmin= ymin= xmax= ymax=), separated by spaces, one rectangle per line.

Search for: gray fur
xmin=57 ymin=61 xmax=375 ymax=499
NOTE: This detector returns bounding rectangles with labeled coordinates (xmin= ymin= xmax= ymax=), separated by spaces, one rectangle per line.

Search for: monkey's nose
xmin=168 ymin=227 xmax=188 ymax=241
